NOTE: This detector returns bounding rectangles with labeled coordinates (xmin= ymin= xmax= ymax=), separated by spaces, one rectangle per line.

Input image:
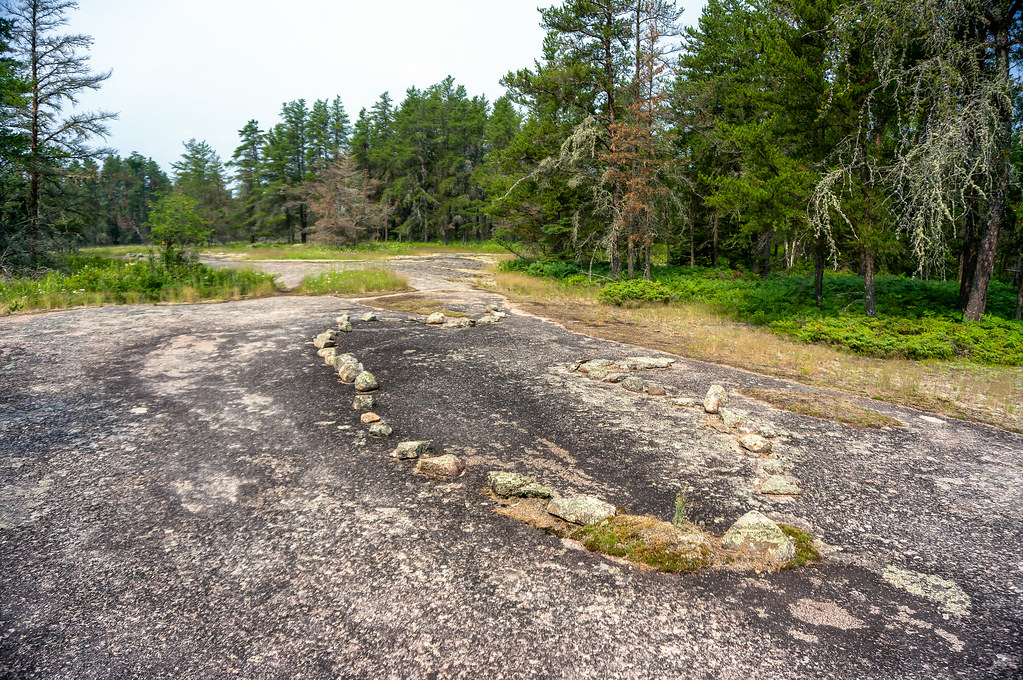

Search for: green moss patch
xmin=778 ymin=524 xmax=823 ymax=568
xmin=572 ymin=515 xmax=712 ymax=574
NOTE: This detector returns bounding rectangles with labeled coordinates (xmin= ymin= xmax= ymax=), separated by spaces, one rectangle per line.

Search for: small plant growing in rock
xmin=672 ymin=488 xmax=691 ymax=529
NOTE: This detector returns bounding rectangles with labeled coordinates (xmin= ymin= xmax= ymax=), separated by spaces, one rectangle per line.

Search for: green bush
xmin=598 ymin=279 xmax=671 ymax=305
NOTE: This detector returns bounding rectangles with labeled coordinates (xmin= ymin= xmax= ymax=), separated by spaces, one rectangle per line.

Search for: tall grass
xmin=295 ymin=267 xmax=410 ymax=295
xmin=0 ymin=255 xmax=279 ymax=314
xmin=493 ymin=270 xmax=1023 ymax=432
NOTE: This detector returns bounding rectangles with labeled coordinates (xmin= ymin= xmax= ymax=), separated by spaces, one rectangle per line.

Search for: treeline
xmin=1 ymin=0 xmax=1020 ymax=320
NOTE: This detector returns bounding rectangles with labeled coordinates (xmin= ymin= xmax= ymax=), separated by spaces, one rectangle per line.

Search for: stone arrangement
xmin=487 ymin=470 xmax=806 ymax=570
xmin=672 ymin=384 xmax=804 ymax=499
xmin=566 ymin=356 xmax=676 ymax=396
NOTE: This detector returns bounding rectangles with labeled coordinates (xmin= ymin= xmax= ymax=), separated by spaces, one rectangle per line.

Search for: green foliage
xmin=0 ymin=255 xmax=277 ymax=314
xmin=295 ymin=268 xmax=409 ymax=295
xmin=147 ymin=194 xmax=213 ymax=266
xmin=597 ymin=279 xmax=671 ymax=305
xmin=778 ymin=524 xmax=822 ymax=569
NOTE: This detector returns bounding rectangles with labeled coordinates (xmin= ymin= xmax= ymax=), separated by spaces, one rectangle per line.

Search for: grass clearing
xmin=1 ymin=255 xmax=279 ymax=314
xmin=295 ymin=268 xmax=410 ymax=296
xmin=492 ymin=270 xmax=1023 ymax=433
xmin=196 ymin=240 xmax=511 ymax=261
xmin=742 ymin=388 xmax=905 ymax=429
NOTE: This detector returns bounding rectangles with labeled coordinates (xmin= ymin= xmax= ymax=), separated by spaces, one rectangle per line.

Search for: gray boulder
xmin=426 ymin=312 xmax=445 ymax=325
xmin=720 ymin=409 xmax=745 ymax=429
xmin=335 ymin=314 xmax=351 ymax=326
xmin=721 ymin=510 xmax=795 ymax=563
xmin=312 ymin=331 xmax=337 ymax=349
xmin=672 ymin=397 xmax=697 ymax=408
xmin=645 ymin=383 xmax=667 ymax=396
xmin=476 ymin=316 xmax=498 ymax=325
xmin=354 ymin=371 xmax=378 ymax=392
xmin=704 ymin=384 xmax=729 ymax=414
xmin=487 ymin=471 xmax=553 ymax=499
xmin=624 ymin=356 xmax=675 ymax=370
xmin=352 ymin=395 xmax=375 ymax=411
xmin=546 ymin=495 xmax=617 ymax=525
xmin=368 ymin=423 xmax=393 ymax=438
xmin=338 ymin=320 xmax=353 ymax=332
xmin=621 ymin=376 xmax=646 ymax=393
xmin=392 ymin=441 xmax=433 ymax=460
xmin=361 ymin=312 xmax=377 ymax=322
xmin=337 ymin=361 xmax=364 ymax=384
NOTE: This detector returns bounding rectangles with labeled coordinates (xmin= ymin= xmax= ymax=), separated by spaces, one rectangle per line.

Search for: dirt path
xmin=1 ymin=255 xmax=1021 ymax=679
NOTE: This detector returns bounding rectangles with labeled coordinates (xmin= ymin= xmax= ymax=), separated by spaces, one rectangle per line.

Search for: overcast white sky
xmin=69 ymin=0 xmax=707 ymax=173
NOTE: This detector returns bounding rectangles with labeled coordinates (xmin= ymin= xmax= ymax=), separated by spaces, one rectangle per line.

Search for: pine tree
xmin=171 ymin=138 xmax=230 ymax=238
xmin=3 ymin=0 xmax=115 ymax=260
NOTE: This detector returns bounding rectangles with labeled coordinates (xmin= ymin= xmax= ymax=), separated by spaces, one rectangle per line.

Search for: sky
xmin=68 ymin=0 xmax=708 ymax=174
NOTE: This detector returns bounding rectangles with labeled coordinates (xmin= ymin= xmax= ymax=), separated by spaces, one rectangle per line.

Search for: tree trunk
xmin=964 ymin=15 xmax=1012 ymax=322
xmin=711 ymin=210 xmax=719 ymax=267
xmin=688 ymin=203 xmax=695 ymax=267
xmin=863 ymin=246 xmax=877 ymax=318
xmin=665 ymin=232 xmax=670 ymax=268
xmin=1016 ymin=266 xmax=1023 ymax=321
xmin=644 ymin=239 xmax=651 ymax=281
xmin=958 ymin=189 xmax=980 ymax=310
xmin=814 ymin=238 xmax=825 ymax=306
xmin=627 ymin=238 xmax=635 ymax=279
xmin=757 ymin=230 xmax=773 ymax=279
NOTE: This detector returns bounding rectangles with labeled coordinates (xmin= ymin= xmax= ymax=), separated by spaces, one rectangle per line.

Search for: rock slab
xmin=704 ymin=384 xmax=729 ymax=414
xmin=487 ymin=471 xmax=553 ymax=499
xmin=721 ymin=510 xmax=795 ymax=563
xmin=546 ymin=496 xmax=617 ymax=525
xmin=416 ymin=455 xmax=465 ymax=478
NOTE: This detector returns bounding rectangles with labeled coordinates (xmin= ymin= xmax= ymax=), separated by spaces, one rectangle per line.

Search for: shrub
xmin=598 ymin=279 xmax=671 ymax=305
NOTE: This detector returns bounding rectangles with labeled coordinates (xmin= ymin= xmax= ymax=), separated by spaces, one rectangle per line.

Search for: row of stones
xmin=313 ymin=306 xmax=507 ymax=339
xmin=567 ymin=357 xmax=677 ymax=396
xmin=316 ymin=313 xmax=472 ymax=477
xmin=693 ymin=384 xmax=803 ymax=497
xmin=487 ymin=471 xmax=799 ymax=564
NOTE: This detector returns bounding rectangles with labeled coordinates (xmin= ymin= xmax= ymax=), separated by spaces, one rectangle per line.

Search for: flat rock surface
xmin=1 ymin=254 xmax=1022 ymax=679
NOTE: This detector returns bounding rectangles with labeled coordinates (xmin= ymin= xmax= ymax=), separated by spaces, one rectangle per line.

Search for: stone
xmin=624 ymin=356 xmax=675 ymax=370
xmin=736 ymin=422 xmax=760 ymax=436
xmin=672 ymin=397 xmax=697 ymax=408
xmin=645 ymin=383 xmax=667 ymax=396
xmin=760 ymin=425 xmax=778 ymax=438
xmin=368 ymin=423 xmax=393 ymax=438
xmin=763 ymin=459 xmax=785 ymax=475
xmin=334 ymin=353 xmax=359 ymax=367
xmin=720 ymin=409 xmax=746 ymax=429
xmin=335 ymin=314 xmax=350 ymax=326
xmin=312 ymin=331 xmax=337 ymax=349
xmin=392 ymin=440 xmax=432 ymax=460
xmin=704 ymin=384 xmax=729 ymax=414
xmin=415 ymin=454 xmax=465 ymax=478
xmin=737 ymin=434 xmax=773 ymax=455
xmin=567 ymin=361 xmax=584 ymax=372
xmin=578 ymin=359 xmax=615 ymax=374
xmin=476 ymin=316 xmax=498 ymax=325
xmin=621 ymin=376 xmax=646 ymax=393
xmin=485 ymin=305 xmax=501 ymax=312
xmin=546 ymin=496 xmax=617 ymax=525
xmin=487 ymin=471 xmax=553 ymax=499
xmin=587 ymin=368 xmax=610 ymax=381
xmin=721 ymin=510 xmax=795 ymax=563
xmin=360 ymin=412 xmax=381 ymax=424
xmin=338 ymin=320 xmax=353 ymax=332
xmin=409 ymin=314 xmax=429 ymax=323
xmin=318 ymin=347 xmax=338 ymax=364
xmin=491 ymin=311 xmax=507 ymax=319
xmin=354 ymin=371 xmax=378 ymax=392
xmin=601 ymin=373 xmax=627 ymax=384
xmin=352 ymin=395 xmax=375 ymax=411
xmin=426 ymin=312 xmax=445 ymax=325
xmin=761 ymin=475 xmax=803 ymax=496
xmin=443 ymin=318 xmax=473 ymax=328
xmin=337 ymin=361 xmax=364 ymax=384
xmin=361 ymin=312 xmax=377 ymax=322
